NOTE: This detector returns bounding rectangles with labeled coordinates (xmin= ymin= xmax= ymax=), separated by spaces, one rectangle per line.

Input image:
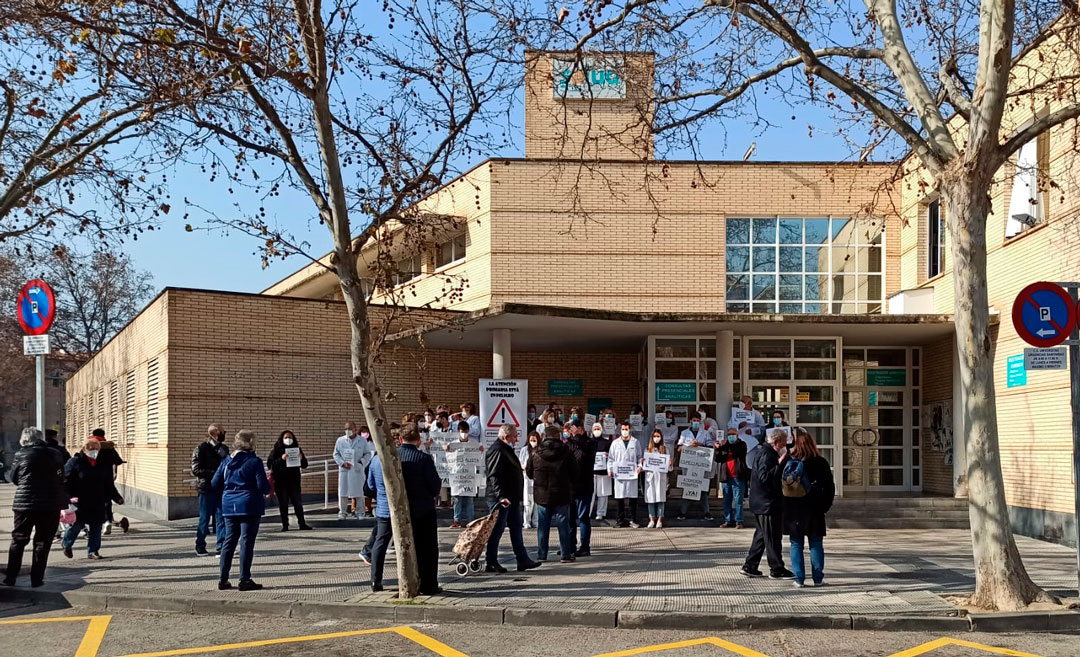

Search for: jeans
xmin=721 ymin=479 xmax=746 ymax=525
xmin=369 ymin=517 xmax=393 ymax=585
xmin=572 ymin=495 xmax=592 ymax=552
xmin=62 ymin=521 xmax=102 ymax=556
xmin=219 ymin=515 xmax=260 ymax=584
xmin=647 ymin=502 xmax=666 ymax=519
xmin=535 ymin=504 xmax=573 ymax=560
xmin=485 ymin=501 xmax=533 ymax=567
xmin=453 ymin=496 xmax=475 ymax=524
xmin=6 ymin=508 xmax=61 ymax=585
xmin=790 ymin=534 xmax=825 ymax=585
xmin=196 ymin=491 xmax=224 ymax=552
xmin=680 ymin=490 xmax=712 ymax=517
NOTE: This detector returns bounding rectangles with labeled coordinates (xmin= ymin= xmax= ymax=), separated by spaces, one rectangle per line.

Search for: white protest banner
xmin=731 ymin=408 xmax=755 ymax=425
xmin=629 ymin=414 xmax=644 ymax=430
xmin=449 ymin=473 xmax=479 ymax=497
xmin=602 ymin=416 xmax=617 ymax=435
xmin=653 ymin=412 xmax=667 ymax=427
xmin=613 ymin=462 xmax=638 ymax=480
xmin=584 ymin=413 xmax=597 ymax=430
xmin=680 ymin=466 xmax=707 ymax=481
xmin=678 ymin=446 xmax=714 ymax=471
xmin=642 ymin=452 xmax=670 ymax=473
xmin=285 ymin=447 xmax=302 ymax=468
xmin=677 ymin=475 xmax=710 ymax=493
xmin=446 ymin=442 xmax=483 ymax=496
xmin=432 ymin=451 xmax=450 ymax=486
xmin=593 ymin=452 xmax=608 ymax=470
xmin=479 ymin=378 xmax=529 ymax=450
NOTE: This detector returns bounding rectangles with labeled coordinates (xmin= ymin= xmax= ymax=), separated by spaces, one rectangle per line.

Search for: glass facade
xmin=725 ymin=217 xmax=885 ymax=314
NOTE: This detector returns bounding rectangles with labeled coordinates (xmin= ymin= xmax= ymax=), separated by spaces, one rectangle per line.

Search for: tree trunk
xmin=943 ymin=175 xmax=1057 ymax=611
xmin=336 ymin=255 xmax=421 ymax=599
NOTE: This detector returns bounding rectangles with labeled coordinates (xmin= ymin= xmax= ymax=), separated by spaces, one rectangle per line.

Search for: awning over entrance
xmin=388 ymin=302 xmax=973 ymax=352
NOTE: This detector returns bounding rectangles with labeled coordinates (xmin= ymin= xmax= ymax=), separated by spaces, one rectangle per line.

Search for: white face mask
xmin=284 ymin=438 xmax=294 ymax=446
xmin=621 ymin=429 xmax=631 ymax=438
xmin=418 ymin=421 xmax=427 ymax=429
xmin=592 ymin=429 xmax=603 ymax=438
xmin=653 ymin=436 xmax=662 ymax=445
xmin=459 ymin=432 xmax=469 ymax=441
xmin=87 ymin=450 xmax=100 ymax=459
xmin=529 ymin=440 xmax=538 ymax=447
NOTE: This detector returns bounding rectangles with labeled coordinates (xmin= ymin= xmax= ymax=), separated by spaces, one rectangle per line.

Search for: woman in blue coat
xmin=211 ymin=430 xmax=270 ymax=591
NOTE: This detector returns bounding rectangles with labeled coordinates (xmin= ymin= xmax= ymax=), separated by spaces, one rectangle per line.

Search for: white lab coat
xmin=333 ymin=434 xmax=372 ymax=498
xmin=628 ymin=414 xmax=650 ymax=442
xmin=608 ymin=437 xmax=640 ymax=499
xmin=658 ymin=422 xmax=680 ymax=454
xmin=465 ymin=415 xmax=482 ymax=441
xmin=519 ymin=445 xmax=535 ymax=501
xmin=643 ymin=449 xmax=669 ymax=504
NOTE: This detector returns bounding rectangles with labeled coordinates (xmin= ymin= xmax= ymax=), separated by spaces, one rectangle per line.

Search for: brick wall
xmin=921 ymin=335 xmax=954 ymax=495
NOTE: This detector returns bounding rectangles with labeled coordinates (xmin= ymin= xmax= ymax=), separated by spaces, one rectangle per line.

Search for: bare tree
xmin=553 ymin=1 xmax=1080 ymax=609
xmin=30 ymin=0 xmax=522 ymax=597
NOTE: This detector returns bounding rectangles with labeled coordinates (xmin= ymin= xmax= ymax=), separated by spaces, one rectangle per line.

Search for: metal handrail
xmin=182 ymin=453 xmax=342 ymax=509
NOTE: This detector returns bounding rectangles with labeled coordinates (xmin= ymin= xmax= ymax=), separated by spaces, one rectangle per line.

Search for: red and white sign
xmin=1012 ymin=281 xmax=1075 ymax=348
xmin=478 ymin=378 xmax=528 ymax=450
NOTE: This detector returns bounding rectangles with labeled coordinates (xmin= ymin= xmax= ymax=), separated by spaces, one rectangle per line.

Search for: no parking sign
xmin=16 ymin=279 xmax=56 ymax=336
xmin=1012 ymin=281 xmax=1074 ymax=348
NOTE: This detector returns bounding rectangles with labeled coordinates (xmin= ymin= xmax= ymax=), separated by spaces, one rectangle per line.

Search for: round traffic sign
xmin=16 ymin=279 xmax=56 ymax=336
xmin=1012 ymin=281 xmax=1074 ymax=347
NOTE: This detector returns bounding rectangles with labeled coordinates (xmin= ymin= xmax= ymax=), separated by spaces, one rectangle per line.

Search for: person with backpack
xmin=783 ymin=427 xmax=836 ymax=588
xmin=739 ymin=428 xmax=792 ymax=580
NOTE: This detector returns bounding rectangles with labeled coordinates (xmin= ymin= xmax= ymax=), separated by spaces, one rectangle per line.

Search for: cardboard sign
xmin=593 ymin=452 xmax=608 ymax=470
xmin=285 ymin=447 xmax=301 ymax=468
xmin=613 ymin=463 xmax=638 ymax=480
xmin=342 ymin=448 xmax=355 ymax=465
xmin=731 ymin=408 xmax=755 ymax=425
xmin=602 ymin=416 xmax=617 ymax=435
xmin=584 ymin=413 xmax=597 ymax=430
xmin=653 ymin=412 xmax=667 ymax=427
xmin=680 ymin=466 xmax=708 ymax=481
xmin=449 ymin=473 xmax=479 ymax=497
xmin=642 ymin=452 xmax=670 ymax=473
xmin=629 ymin=414 xmax=644 ymax=430
xmin=678 ymin=446 xmax=714 ymax=471
xmin=676 ymin=475 xmax=710 ymax=493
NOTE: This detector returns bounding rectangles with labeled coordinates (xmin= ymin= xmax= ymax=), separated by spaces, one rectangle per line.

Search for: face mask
xmin=529 ymin=440 xmax=538 ymax=447
xmin=562 ymin=432 xmax=570 ymax=440
xmin=621 ymin=429 xmax=631 ymax=438
xmin=87 ymin=450 xmax=100 ymax=459
xmin=653 ymin=436 xmax=662 ymax=445
xmin=459 ymin=432 xmax=469 ymax=441
xmin=462 ymin=412 xmax=470 ymax=419
xmin=666 ymin=418 xmax=673 ymax=425
xmin=528 ymin=413 xmax=536 ymax=422
xmin=418 ymin=421 xmax=427 ymax=429
xmin=606 ymin=414 xmax=614 ymax=420
xmin=361 ymin=431 xmax=370 ymax=439
xmin=425 ymin=416 xmax=434 ymax=424
xmin=592 ymin=429 xmax=603 ymax=438
xmin=727 ymin=435 xmax=737 ymax=443
xmin=571 ymin=414 xmax=579 ymax=421
xmin=773 ymin=418 xmax=782 ymax=426
xmin=284 ymin=438 xmax=294 ymax=446
xmin=691 ymin=422 xmax=700 ymax=430
xmin=216 ymin=433 xmax=226 ymax=443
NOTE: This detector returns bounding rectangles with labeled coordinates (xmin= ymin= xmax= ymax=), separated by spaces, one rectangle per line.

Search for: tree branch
xmin=999 ymin=103 xmax=1080 ymax=160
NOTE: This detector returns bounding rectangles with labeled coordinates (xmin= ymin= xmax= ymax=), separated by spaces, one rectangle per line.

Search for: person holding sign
xmin=266 ymin=430 xmax=312 ymax=532
xmin=608 ymin=422 xmax=641 ymax=528
xmin=590 ymin=423 xmax=612 ymax=522
xmin=484 ymin=424 xmax=541 ymax=574
xmin=729 ymin=396 xmax=766 ymax=440
xmin=333 ymin=422 xmax=371 ymax=520
xmin=643 ymin=429 xmax=670 ymax=528
xmin=565 ymin=422 xmax=596 ymax=556
xmin=628 ymin=404 xmax=649 ymax=442
xmin=446 ymin=421 xmax=482 ymax=528
xmin=599 ymin=408 xmax=618 ymax=439
xmin=676 ymin=417 xmax=716 ymax=521
xmin=716 ymin=428 xmax=750 ymax=529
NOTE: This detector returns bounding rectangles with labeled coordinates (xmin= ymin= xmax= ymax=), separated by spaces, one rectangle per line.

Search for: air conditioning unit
xmin=888 ymin=288 xmax=936 ymax=314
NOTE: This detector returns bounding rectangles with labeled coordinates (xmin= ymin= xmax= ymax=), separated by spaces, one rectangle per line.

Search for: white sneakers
xmin=656 ymin=519 xmax=664 ymax=529
xmin=629 ymin=521 xmax=640 ymax=529
xmin=646 ymin=520 xmax=656 ymax=528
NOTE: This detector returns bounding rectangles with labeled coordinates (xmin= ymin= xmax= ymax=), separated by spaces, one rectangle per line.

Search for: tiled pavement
xmin=1 ymin=484 xmax=1075 ymax=616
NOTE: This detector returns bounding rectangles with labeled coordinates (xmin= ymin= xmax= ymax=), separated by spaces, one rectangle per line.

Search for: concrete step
xmin=832 ymin=497 xmax=968 ymax=509
xmin=828 ymin=507 xmax=970 ymax=520
xmin=829 ymin=517 xmax=969 ymax=530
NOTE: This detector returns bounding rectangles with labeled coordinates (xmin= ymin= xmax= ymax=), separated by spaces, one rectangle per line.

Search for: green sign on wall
xmin=867 ymin=369 xmax=906 ymax=386
xmin=655 ymin=381 xmax=698 ymax=402
xmin=547 ymin=379 xmax=583 ymax=397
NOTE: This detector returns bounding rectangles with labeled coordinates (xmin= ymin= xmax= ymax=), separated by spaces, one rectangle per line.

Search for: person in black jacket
xmin=267 ymin=430 xmax=312 ymax=532
xmin=484 ymin=423 xmax=540 ymax=574
xmin=716 ymin=428 xmax=750 ymax=529
xmin=740 ymin=428 xmax=792 ymax=579
xmin=44 ymin=429 xmax=70 ymax=461
xmin=61 ymin=438 xmax=124 ymax=560
xmin=784 ymin=428 xmax=836 ymax=587
xmin=396 ymin=423 xmax=444 ymax=595
xmin=3 ymin=428 xmax=65 ymax=587
xmin=527 ymin=426 xmax=577 ymax=563
xmin=565 ymin=422 xmax=597 ymax=557
xmin=191 ymin=424 xmax=229 ymax=556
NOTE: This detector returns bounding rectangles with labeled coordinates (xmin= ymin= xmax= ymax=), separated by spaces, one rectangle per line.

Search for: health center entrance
xmin=648 ymin=335 xmax=922 ymax=496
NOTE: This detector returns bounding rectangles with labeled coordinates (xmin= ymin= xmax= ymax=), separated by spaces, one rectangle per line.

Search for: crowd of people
xmin=2 ymin=396 xmax=836 ymax=593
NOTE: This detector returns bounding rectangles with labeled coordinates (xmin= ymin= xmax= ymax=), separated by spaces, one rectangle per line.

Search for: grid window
xmin=726 ymin=216 xmax=886 ymax=314
xmin=653 ymin=337 xmax=717 ymax=426
xmin=394 ymin=254 xmax=423 ymax=286
xmin=927 ymin=200 xmax=945 ymax=279
xmin=435 ymin=232 xmax=467 ymax=268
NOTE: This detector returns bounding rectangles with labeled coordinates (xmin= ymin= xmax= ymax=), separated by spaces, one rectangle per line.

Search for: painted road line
xmin=394 ymin=626 xmax=476 ymax=657
xmin=109 ymin=627 xmax=395 ymax=657
xmin=588 ymin=637 xmax=772 ymax=657
xmin=0 ymin=614 xmax=112 ymax=657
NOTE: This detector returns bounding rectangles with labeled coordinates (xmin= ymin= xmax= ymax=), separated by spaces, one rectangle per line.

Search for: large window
xmin=436 ymin=233 xmax=467 ymax=269
xmin=1006 ymin=131 xmax=1050 ymax=238
xmin=393 ymin=254 xmax=423 ymax=286
xmin=725 ymin=217 xmax=884 ymax=314
xmin=927 ymin=200 xmax=945 ymax=279
xmin=652 ymin=337 xmax=716 ymax=426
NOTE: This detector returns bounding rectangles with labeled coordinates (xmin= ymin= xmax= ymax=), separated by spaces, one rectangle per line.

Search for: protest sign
xmin=642 ymin=452 xmax=670 ymax=473
xmin=613 ymin=462 xmax=638 ymax=480
xmin=285 ymin=447 xmax=301 ymax=468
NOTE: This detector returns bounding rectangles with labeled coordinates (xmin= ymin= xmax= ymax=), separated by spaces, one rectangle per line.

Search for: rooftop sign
xmin=553 ymin=56 xmax=626 ymax=100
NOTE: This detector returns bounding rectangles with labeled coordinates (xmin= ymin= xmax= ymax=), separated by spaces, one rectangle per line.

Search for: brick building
xmin=66 ymin=49 xmax=1078 ymax=546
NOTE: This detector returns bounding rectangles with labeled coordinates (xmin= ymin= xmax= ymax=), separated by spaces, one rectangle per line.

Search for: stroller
xmin=449 ymin=508 xmax=500 ymax=576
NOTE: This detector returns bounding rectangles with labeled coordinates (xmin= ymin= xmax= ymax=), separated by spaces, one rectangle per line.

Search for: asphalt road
xmin=0 ymin=602 xmax=1075 ymax=657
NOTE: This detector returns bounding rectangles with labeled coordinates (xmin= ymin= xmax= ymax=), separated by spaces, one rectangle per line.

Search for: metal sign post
xmin=1057 ymin=283 xmax=1080 ymax=598
xmin=16 ymin=279 xmax=56 ymax=431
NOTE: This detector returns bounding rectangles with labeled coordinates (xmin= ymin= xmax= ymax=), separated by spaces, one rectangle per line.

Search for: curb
xmin=3 ymin=587 xmax=1079 ymax=633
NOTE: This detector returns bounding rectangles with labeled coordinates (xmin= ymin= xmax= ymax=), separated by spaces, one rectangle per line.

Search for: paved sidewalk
xmin=1 ymin=484 xmax=1076 ymax=618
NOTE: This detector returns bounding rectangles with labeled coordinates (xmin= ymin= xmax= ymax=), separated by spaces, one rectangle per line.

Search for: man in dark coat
xmin=740 ymin=428 xmax=792 ymax=579
xmin=484 ymin=423 xmax=540 ymax=574
xmin=564 ymin=422 xmax=596 ymax=557
xmin=191 ymin=423 xmax=229 ymax=556
xmin=61 ymin=438 xmax=124 ymax=560
xmin=44 ymin=429 xmax=70 ymax=461
xmin=396 ymin=423 xmax=443 ymax=595
xmin=3 ymin=428 xmax=65 ymax=587
xmin=527 ymin=426 xmax=577 ymax=563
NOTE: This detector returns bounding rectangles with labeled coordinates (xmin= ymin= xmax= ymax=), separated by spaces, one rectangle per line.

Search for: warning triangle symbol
xmin=486 ymin=399 xmax=519 ymax=427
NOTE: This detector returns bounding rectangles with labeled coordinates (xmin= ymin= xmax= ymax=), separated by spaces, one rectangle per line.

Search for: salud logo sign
xmin=16 ymin=279 xmax=56 ymax=336
xmin=552 ymin=56 xmax=626 ymax=100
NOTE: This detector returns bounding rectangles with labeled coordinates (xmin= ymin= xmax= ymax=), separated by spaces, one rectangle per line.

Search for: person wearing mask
xmin=44 ymin=428 xmax=70 ymax=461
xmin=628 ymin=404 xmax=649 ymax=442
xmin=528 ymin=426 xmax=576 ymax=563
xmin=608 ymin=422 xmax=641 ymax=528
xmin=784 ymin=428 xmax=836 ymax=587
xmin=92 ymin=430 xmax=126 ymax=536
xmin=527 ymin=404 xmax=538 ymax=431
xmin=333 ymin=422 xmax=370 ymax=520
xmin=535 ymin=409 xmax=558 ymax=437
xmin=729 ymin=396 xmax=766 ymax=436
xmin=657 ymin=409 xmax=680 ymax=488
xmin=4 ymin=427 xmax=64 ymax=587
xmin=212 ymin=430 xmax=270 ymax=591
xmin=697 ymin=406 xmax=721 ymax=440
xmin=420 ymin=410 xmax=436 ymax=453
xmin=590 ymin=422 xmax=612 ymax=523
xmin=598 ymin=408 xmax=618 ymax=439
xmin=432 ymin=414 xmax=454 ymax=508
xmin=359 ymin=426 xmax=377 ymax=517
xmin=459 ymin=403 xmax=482 ymax=441
xmin=676 ymin=416 xmax=715 ymax=521
xmin=566 ymin=407 xmax=583 ymax=426
xmin=484 ymin=424 xmax=541 ymax=574
xmin=192 ymin=424 xmax=229 ymax=556
xmin=447 ymin=420 xmax=481 ymax=528
xmin=266 ymin=430 xmax=312 ymax=532
xmin=716 ymin=428 xmax=750 ymax=529
xmin=565 ymin=422 xmax=596 ymax=557
xmin=519 ymin=431 xmax=540 ymax=529
xmin=740 ymin=428 xmax=793 ymax=580
xmin=643 ymin=429 xmax=669 ymax=529
xmin=61 ymin=438 xmax=124 ymax=560
xmin=545 ymin=403 xmax=564 ymax=427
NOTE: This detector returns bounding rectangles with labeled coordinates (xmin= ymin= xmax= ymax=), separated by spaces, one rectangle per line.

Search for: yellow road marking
xmin=589 ymin=637 xmax=772 ymax=657
xmin=109 ymin=627 xmax=394 ymax=657
xmin=394 ymin=626 xmax=475 ymax=657
xmin=0 ymin=615 xmax=109 ymax=625
xmin=0 ymin=614 xmax=112 ymax=657
xmin=884 ymin=638 xmax=958 ymax=657
xmin=887 ymin=637 xmax=1052 ymax=657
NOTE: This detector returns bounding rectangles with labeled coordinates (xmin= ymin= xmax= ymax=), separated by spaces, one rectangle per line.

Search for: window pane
xmin=809 ymin=427 xmax=833 ymax=445
xmin=795 ymin=339 xmax=837 ymax=358
xmin=912 ymin=469 xmax=921 ymax=487
xmin=845 ymin=369 xmax=866 ymax=386
xmin=779 ymin=219 xmax=803 ymax=244
xmin=779 ymin=247 xmax=803 ymax=273
xmin=799 ymin=386 xmax=834 ymax=402
xmin=859 ymin=274 xmax=883 ymax=301
xmin=871 ymin=469 xmax=904 ymax=486
xmin=843 ymin=468 xmax=863 ymax=486
xmin=727 ymin=302 xmax=750 ymax=313
xmin=726 ymin=274 xmax=749 ymax=300
xmin=804 ymin=246 xmax=826 ymax=272
xmin=699 ymin=382 xmax=715 ymax=401
xmin=832 ymin=247 xmax=857 ymax=274
xmin=752 ymin=218 xmax=777 ymax=244
xmin=752 ymin=247 xmax=776 ymax=272
xmin=843 ymin=408 xmax=863 ymax=426
xmin=866 ymin=349 xmax=906 ymax=367
xmin=727 ymin=218 xmax=750 ymax=244
xmin=699 ymin=339 xmax=716 ymax=358
xmin=699 ymin=360 xmax=717 ymax=380
xmin=862 ymin=219 xmax=884 ymax=246
xmin=875 ymin=449 xmax=905 ymax=466
xmin=656 ymin=360 xmax=697 ymax=379
xmin=794 ymin=361 xmax=836 ymax=380
xmin=656 ymin=339 xmax=696 ymax=358
xmin=832 ymin=275 xmax=857 ymax=302
xmin=436 ymin=241 xmax=454 ymax=267
xmin=831 ymin=217 xmax=855 ymax=244
xmin=779 ymin=274 xmax=802 ymax=300
xmin=455 ymin=233 xmax=467 ymax=253
xmin=860 ymin=246 xmax=884 ymax=273
xmin=843 ymin=349 xmax=864 ymax=365
xmin=749 ymin=339 xmax=791 ymax=358
xmin=752 ymin=302 xmax=777 ymax=313
xmin=797 ymin=404 xmax=834 ymax=424
xmin=733 ymin=361 xmax=741 ymax=381
xmin=805 ymin=276 xmax=825 ymax=301
xmin=805 ymin=302 xmax=824 ymax=314
xmin=752 ymin=274 xmax=776 ymax=300
xmin=749 ymin=361 xmax=792 ymax=379
xmin=805 ymin=218 xmax=829 ymax=245
xmin=842 ymin=390 xmax=863 ymax=406
xmin=727 ymin=246 xmax=750 ymax=272
xmin=779 ymin=303 xmax=803 ymax=313
xmin=869 ymin=409 xmax=906 ymax=427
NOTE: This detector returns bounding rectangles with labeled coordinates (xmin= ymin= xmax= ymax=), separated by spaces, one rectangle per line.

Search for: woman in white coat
xmin=519 ymin=431 xmax=540 ymax=529
xmin=590 ymin=423 xmax=613 ymax=522
xmin=607 ymin=422 xmax=641 ymax=528
xmin=643 ymin=428 xmax=670 ymax=528
xmin=333 ymin=422 xmax=371 ymax=520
